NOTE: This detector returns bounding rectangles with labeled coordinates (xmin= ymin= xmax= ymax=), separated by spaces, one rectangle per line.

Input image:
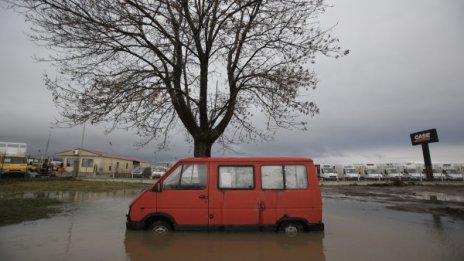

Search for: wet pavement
xmin=1 ymin=188 xmax=463 ymax=261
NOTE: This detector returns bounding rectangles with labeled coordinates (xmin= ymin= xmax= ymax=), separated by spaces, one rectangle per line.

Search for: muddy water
xmin=0 ymin=190 xmax=463 ymax=261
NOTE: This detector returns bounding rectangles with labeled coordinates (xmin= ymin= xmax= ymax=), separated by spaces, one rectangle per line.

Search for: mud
xmin=322 ymin=185 xmax=464 ymax=219
xmin=0 ymin=186 xmax=463 ymax=261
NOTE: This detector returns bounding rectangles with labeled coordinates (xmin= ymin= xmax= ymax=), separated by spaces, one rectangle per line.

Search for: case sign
xmin=410 ymin=129 xmax=438 ymax=146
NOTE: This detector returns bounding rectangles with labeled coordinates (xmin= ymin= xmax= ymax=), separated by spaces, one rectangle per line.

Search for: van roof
xmin=177 ymin=157 xmax=313 ymax=164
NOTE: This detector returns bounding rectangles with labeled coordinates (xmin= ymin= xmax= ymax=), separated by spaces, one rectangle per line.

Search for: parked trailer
xmin=0 ymin=142 xmax=27 ymax=155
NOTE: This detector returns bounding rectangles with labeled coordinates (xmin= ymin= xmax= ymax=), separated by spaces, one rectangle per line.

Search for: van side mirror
xmin=153 ymin=183 xmax=162 ymax=192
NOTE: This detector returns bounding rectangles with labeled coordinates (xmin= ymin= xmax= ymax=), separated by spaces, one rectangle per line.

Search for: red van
xmin=126 ymin=157 xmax=324 ymax=234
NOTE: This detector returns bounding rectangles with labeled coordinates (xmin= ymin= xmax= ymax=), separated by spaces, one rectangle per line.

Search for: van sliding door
xmin=208 ymin=164 xmax=259 ymax=231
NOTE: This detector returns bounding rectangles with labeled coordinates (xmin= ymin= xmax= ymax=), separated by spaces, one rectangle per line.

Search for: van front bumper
xmin=126 ymin=219 xmax=144 ymax=230
xmin=126 ymin=212 xmax=144 ymax=230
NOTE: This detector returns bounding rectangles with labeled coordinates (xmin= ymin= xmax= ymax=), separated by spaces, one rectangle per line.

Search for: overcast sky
xmin=1 ymin=0 xmax=463 ymax=164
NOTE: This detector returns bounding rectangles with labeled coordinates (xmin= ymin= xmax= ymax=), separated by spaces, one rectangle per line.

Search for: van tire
xmin=149 ymin=220 xmax=171 ymax=234
xmin=279 ymin=222 xmax=304 ymax=236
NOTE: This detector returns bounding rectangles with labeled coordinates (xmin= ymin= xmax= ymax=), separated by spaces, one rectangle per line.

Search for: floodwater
xmin=0 ymin=189 xmax=463 ymax=261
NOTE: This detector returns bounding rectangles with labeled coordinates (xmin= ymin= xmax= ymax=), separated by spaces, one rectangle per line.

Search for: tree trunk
xmin=193 ymin=139 xmax=213 ymax=157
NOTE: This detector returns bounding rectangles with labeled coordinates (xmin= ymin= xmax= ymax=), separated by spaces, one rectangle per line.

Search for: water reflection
xmin=0 ymin=189 xmax=140 ymax=202
xmin=414 ymin=191 xmax=464 ymax=202
xmin=124 ymin=231 xmax=325 ymax=261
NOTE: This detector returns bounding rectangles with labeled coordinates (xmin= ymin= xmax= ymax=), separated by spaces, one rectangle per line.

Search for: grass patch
xmin=0 ymin=198 xmax=63 ymax=226
xmin=0 ymin=178 xmax=146 ymax=193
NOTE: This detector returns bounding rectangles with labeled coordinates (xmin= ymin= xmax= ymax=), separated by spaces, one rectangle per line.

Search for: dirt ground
xmin=321 ymin=184 xmax=464 ymax=219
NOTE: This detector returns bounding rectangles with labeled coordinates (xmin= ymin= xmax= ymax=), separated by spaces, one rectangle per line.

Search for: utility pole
xmin=76 ymin=122 xmax=86 ymax=177
xmin=44 ymin=126 xmax=53 ymax=160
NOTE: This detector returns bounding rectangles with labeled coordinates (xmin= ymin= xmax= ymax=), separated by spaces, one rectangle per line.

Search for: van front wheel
xmin=279 ymin=222 xmax=303 ymax=236
xmin=149 ymin=220 xmax=171 ymax=234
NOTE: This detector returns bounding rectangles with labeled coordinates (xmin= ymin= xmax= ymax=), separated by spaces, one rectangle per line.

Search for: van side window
xmin=261 ymin=165 xmax=308 ymax=190
xmin=163 ymin=164 xmax=207 ymax=190
xmin=284 ymin=165 xmax=308 ymax=189
xmin=261 ymin=166 xmax=284 ymax=189
xmin=218 ymin=166 xmax=254 ymax=189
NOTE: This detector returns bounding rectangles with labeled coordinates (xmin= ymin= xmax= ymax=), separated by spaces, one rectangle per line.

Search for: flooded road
xmin=1 ymin=189 xmax=463 ymax=261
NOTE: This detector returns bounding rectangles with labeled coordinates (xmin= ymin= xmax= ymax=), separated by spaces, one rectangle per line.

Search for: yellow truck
xmin=0 ymin=142 xmax=28 ymax=177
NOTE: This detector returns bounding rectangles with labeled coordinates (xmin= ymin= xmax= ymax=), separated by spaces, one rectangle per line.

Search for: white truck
xmin=431 ymin=165 xmax=445 ymax=180
xmin=442 ymin=164 xmax=463 ymax=181
xmin=402 ymin=163 xmax=425 ymax=180
xmin=342 ymin=165 xmax=360 ymax=180
xmin=364 ymin=164 xmax=383 ymax=180
xmin=319 ymin=164 xmax=338 ymax=180
xmin=383 ymin=163 xmax=404 ymax=180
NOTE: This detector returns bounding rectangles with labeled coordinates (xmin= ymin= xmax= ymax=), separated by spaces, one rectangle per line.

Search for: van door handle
xmin=199 ymin=195 xmax=208 ymax=199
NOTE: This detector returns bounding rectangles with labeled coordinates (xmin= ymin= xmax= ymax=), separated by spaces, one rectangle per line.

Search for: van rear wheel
xmin=149 ymin=220 xmax=171 ymax=234
xmin=279 ymin=222 xmax=303 ymax=236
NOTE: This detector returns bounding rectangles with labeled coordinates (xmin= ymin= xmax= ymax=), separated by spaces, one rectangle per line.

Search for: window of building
xmin=66 ymin=158 xmax=75 ymax=167
xmin=261 ymin=165 xmax=308 ymax=190
xmin=218 ymin=166 xmax=254 ymax=189
xmin=163 ymin=164 xmax=207 ymax=190
xmin=81 ymin=158 xmax=94 ymax=167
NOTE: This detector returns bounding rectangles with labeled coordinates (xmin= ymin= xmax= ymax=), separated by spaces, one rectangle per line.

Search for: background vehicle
xmin=442 ymin=164 xmax=463 ymax=181
xmin=383 ymin=164 xmax=403 ymax=180
xmin=319 ymin=164 xmax=338 ymax=180
xmin=431 ymin=166 xmax=444 ymax=180
xmin=0 ymin=142 xmax=28 ymax=177
xmin=402 ymin=163 xmax=425 ymax=180
xmin=151 ymin=166 xmax=168 ymax=179
xmin=364 ymin=164 xmax=383 ymax=180
xmin=131 ymin=166 xmax=152 ymax=178
xmin=342 ymin=165 xmax=360 ymax=180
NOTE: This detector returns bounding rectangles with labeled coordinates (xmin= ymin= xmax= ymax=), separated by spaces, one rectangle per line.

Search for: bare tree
xmin=6 ymin=0 xmax=347 ymax=157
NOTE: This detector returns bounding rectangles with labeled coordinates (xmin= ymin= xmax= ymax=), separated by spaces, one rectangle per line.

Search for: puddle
xmin=414 ymin=191 xmax=464 ymax=203
xmin=125 ymin=231 xmax=325 ymax=261
xmin=0 ymin=190 xmax=463 ymax=261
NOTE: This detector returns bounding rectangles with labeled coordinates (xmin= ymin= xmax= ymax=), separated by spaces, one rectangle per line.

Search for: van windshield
xmin=163 ymin=164 xmax=207 ymax=190
xmin=1 ymin=157 xmax=27 ymax=164
xmin=322 ymin=168 xmax=333 ymax=173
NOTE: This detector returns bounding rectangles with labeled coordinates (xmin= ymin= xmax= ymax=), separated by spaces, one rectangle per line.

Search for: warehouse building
xmin=56 ymin=148 xmax=151 ymax=177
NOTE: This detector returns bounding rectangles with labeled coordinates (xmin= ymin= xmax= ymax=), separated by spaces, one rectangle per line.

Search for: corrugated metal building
xmin=56 ymin=148 xmax=151 ymax=177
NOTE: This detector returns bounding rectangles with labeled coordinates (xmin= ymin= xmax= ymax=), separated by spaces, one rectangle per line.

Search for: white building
xmin=56 ymin=148 xmax=151 ymax=177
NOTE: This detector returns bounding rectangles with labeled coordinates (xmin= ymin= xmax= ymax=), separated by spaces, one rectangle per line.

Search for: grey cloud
xmin=1 ymin=1 xmax=464 ymax=164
